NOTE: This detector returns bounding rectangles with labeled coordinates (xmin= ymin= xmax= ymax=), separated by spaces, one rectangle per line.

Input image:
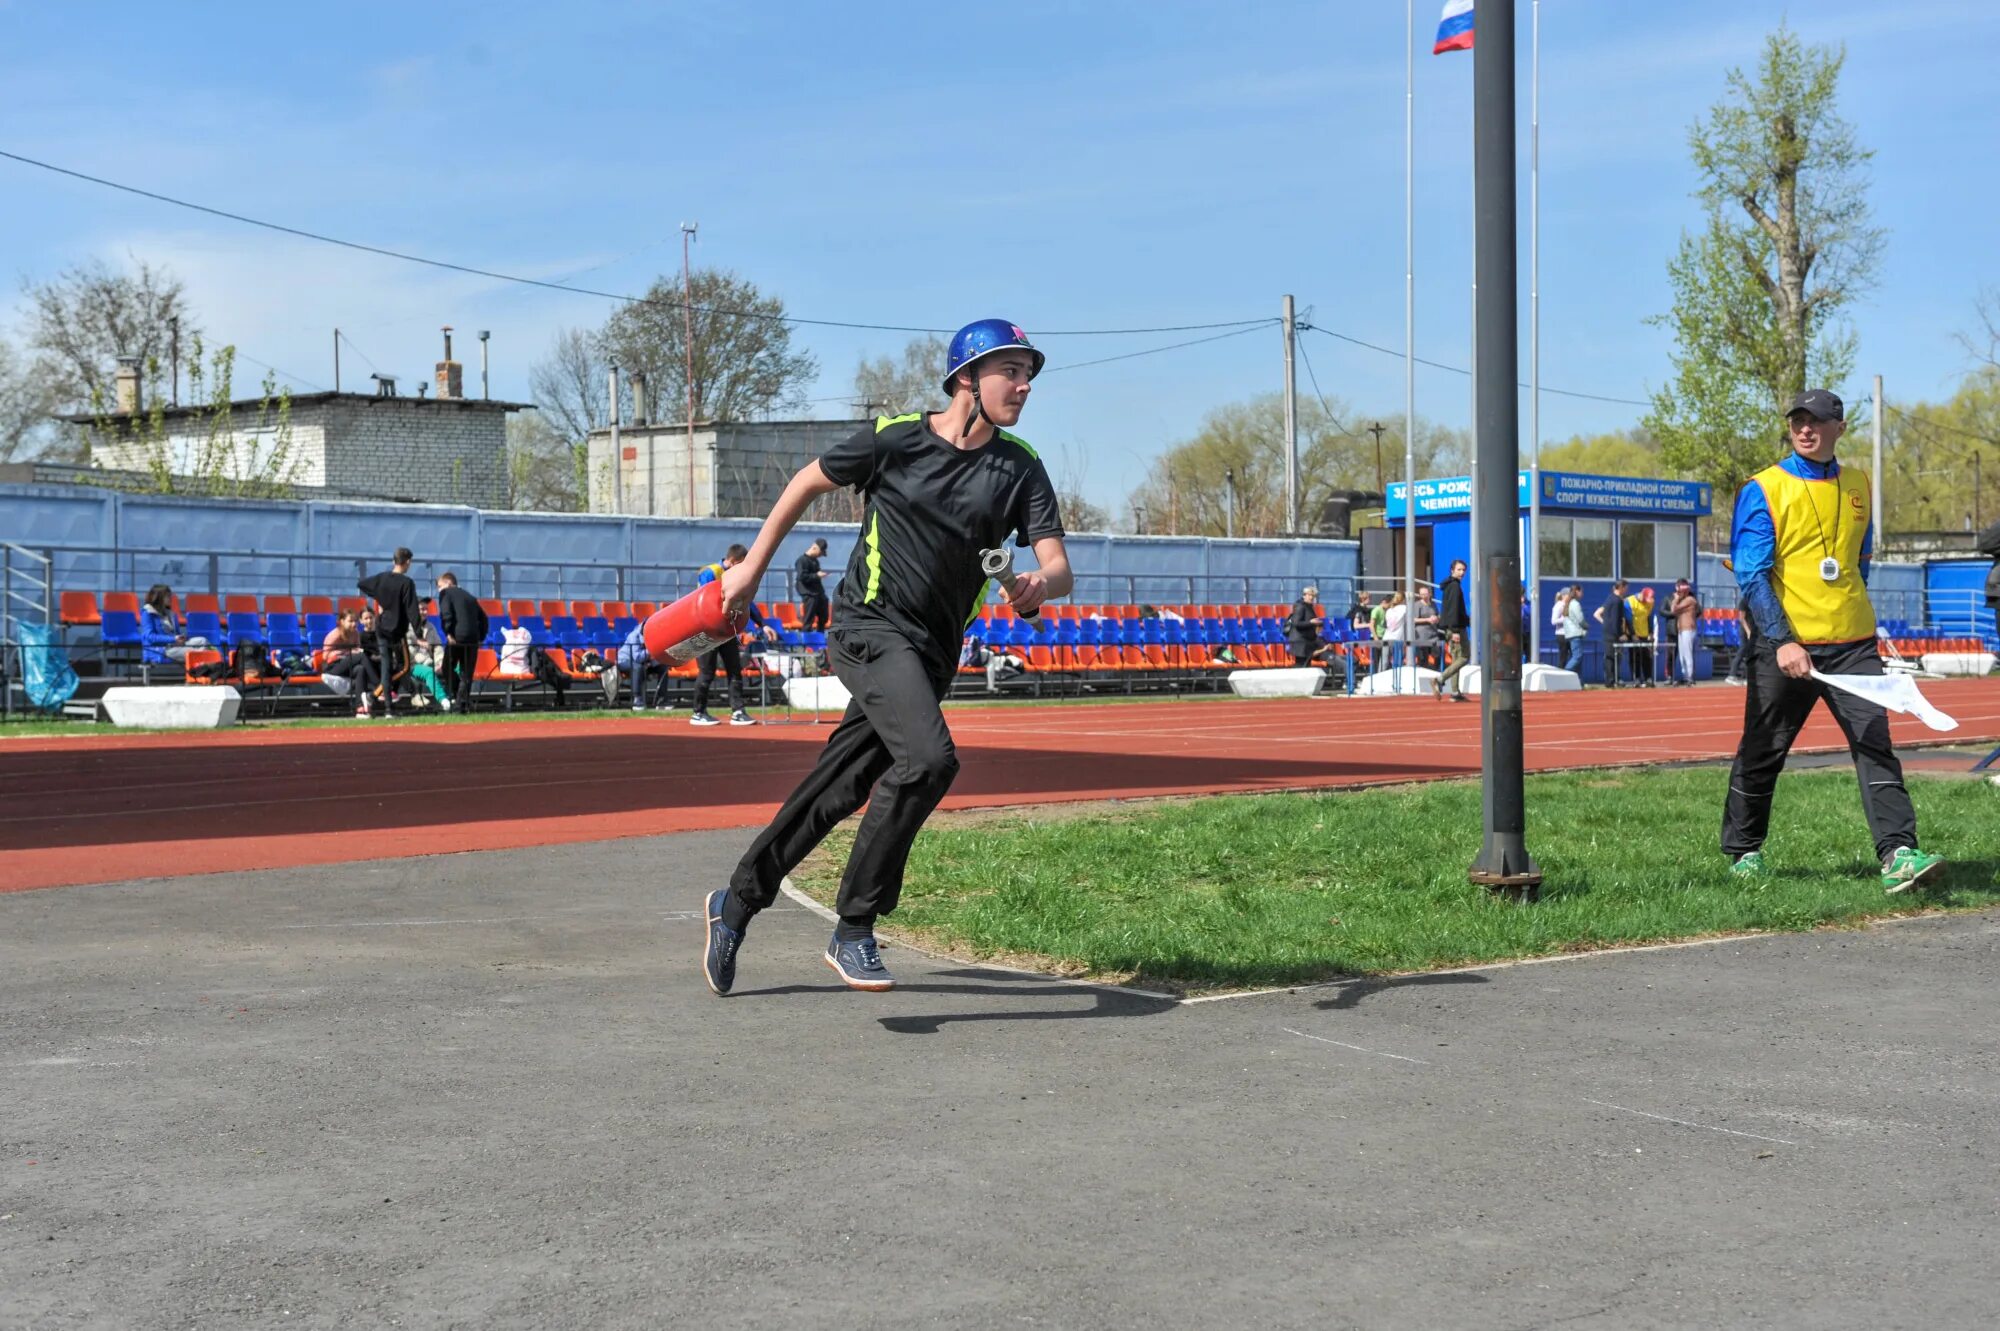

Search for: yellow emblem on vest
xmin=1750 ymin=462 xmax=1874 ymax=644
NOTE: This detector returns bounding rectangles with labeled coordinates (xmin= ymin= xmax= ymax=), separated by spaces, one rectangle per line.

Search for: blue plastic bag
xmin=17 ymin=621 xmax=79 ymax=713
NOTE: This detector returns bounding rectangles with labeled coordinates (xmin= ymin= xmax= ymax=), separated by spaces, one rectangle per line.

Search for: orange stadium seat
xmin=301 ymin=595 xmax=333 ymax=616
xmin=265 ymin=594 xmax=298 ymax=615
xmin=60 ymin=591 xmax=101 ymax=627
xmin=185 ymin=593 xmax=220 ymax=615
xmin=223 ymin=594 xmax=260 ymax=616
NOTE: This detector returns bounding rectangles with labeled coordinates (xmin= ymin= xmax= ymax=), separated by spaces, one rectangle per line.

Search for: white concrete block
xmin=1227 ymin=667 xmax=1326 ymax=698
xmin=1352 ymin=666 xmax=1438 ymax=697
xmin=102 ymin=685 xmax=241 ymax=729
xmin=1919 ymin=652 xmax=1995 ymax=677
xmin=784 ymin=677 xmax=852 ymax=711
xmin=1455 ymin=663 xmax=1583 ymax=695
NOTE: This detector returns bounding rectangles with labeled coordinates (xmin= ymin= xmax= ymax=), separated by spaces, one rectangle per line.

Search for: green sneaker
xmin=1881 ymin=847 xmax=1946 ymax=894
xmin=1729 ymin=851 xmax=1769 ymax=878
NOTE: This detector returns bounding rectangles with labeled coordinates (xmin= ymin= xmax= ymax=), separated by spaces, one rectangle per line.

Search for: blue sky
xmin=3 ymin=0 xmax=1994 ymax=511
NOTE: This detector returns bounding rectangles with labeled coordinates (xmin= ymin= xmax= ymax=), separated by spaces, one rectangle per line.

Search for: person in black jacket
xmin=357 ymin=547 xmax=420 ymax=716
xmin=1284 ymin=586 xmax=1330 ymax=666
xmin=434 ymin=570 xmax=488 ymax=714
xmin=795 ymin=538 xmax=831 ymax=631
xmin=1433 ymin=559 xmax=1470 ymax=701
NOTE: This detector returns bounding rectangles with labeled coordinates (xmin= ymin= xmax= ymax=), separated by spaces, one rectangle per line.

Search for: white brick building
xmin=76 ymin=391 xmax=528 ymax=507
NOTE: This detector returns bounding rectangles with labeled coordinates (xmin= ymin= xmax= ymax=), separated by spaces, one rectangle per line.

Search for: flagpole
xmin=1527 ymin=0 xmax=1542 ymax=670
xmin=1403 ymin=0 xmax=1417 ymax=691
xmin=1467 ymin=70 xmax=1480 ymax=670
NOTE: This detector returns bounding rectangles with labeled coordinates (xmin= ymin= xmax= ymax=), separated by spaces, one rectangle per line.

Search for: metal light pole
xmin=1282 ymin=294 xmax=1299 ymax=535
xmin=1402 ymin=0 xmax=1417 ymax=659
xmin=1469 ymin=0 xmax=1541 ymax=900
xmin=331 ymin=327 xmax=339 ymax=395
xmin=1872 ymin=374 xmax=1884 ymax=547
xmin=609 ymin=363 xmax=622 ymax=517
xmin=682 ymin=222 xmax=699 ymax=517
xmin=1224 ymin=467 xmax=1237 ymax=539
xmin=478 ymin=330 xmax=490 ymax=401
xmin=1527 ymin=0 xmax=1542 ymax=669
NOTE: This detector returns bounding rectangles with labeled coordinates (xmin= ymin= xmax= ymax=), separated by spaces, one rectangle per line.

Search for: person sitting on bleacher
xmin=617 ymin=619 xmax=668 ymax=711
xmin=140 ymin=584 xmax=209 ymax=666
xmin=1284 ymin=586 xmax=1333 ymax=668
xmin=319 ymin=608 xmax=380 ymax=717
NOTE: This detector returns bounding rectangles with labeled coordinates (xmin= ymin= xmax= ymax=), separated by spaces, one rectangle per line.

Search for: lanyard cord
xmin=1799 ymin=466 xmax=1841 ymax=560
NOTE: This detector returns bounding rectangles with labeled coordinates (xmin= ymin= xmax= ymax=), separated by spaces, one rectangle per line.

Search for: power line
xmin=1883 ymin=403 xmax=1999 ymax=447
xmin=1291 ymin=331 xmax=1358 ymax=437
xmin=1040 ymin=323 xmax=1273 ymax=373
xmin=0 ymin=147 xmax=1268 ymax=339
xmin=230 ymin=349 xmax=327 ymax=393
xmin=1297 ymin=321 xmax=1649 ymax=407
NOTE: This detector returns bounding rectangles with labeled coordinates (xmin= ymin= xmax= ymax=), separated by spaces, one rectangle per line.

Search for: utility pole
xmin=609 ymin=364 xmax=622 ymax=517
xmin=1368 ymin=421 xmax=1386 ymax=497
xmin=1468 ymin=0 xmax=1541 ymax=902
xmin=331 ymin=328 xmax=339 ymax=396
xmin=1224 ymin=467 xmax=1237 ymax=540
xmin=169 ymin=316 xmax=180 ymax=407
xmin=478 ymin=330 xmax=490 ymax=401
xmin=1282 ymin=294 xmax=1299 ymax=535
xmin=1872 ymin=374 xmax=1884 ymax=548
xmin=682 ymin=222 xmax=699 ymax=517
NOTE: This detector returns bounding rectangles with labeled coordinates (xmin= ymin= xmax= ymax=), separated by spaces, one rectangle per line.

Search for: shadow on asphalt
xmin=733 ymin=965 xmax=1179 ymax=1033
xmin=1312 ymin=971 xmax=1490 ymax=1010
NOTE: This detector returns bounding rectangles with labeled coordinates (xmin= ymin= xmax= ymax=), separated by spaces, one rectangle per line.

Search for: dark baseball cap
xmin=1786 ymin=388 xmax=1844 ymax=421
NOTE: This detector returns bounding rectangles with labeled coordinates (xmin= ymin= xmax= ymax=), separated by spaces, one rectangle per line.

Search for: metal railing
xmin=2 ymin=541 xmax=54 ymax=719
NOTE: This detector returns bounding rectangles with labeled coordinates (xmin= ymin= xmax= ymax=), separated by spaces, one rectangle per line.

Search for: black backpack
xmin=230 ymin=640 xmax=270 ymax=680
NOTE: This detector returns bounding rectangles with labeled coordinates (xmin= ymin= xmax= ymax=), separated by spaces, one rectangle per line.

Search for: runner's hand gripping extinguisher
xmin=979 ymin=547 xmax=1039 ymax=620
xmin=642 ymin=582 xmax=748 ymax=664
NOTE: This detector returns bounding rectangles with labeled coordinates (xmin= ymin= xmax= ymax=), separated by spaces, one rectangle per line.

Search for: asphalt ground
xmin=5 ymin=828 xmax=1999 ymax=1330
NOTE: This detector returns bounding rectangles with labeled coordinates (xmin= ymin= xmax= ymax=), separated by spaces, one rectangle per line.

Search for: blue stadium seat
xmin=102 ymin=608 xmax=142 ymax=650
xmin=225 ymin=611 xmax=265 ymax=645
xmin=267 ymin=613 xmax=304 ymax=650
xmin=304 ymin=612 xmax=336 ymax=646
xmin=187 ymin=610 xmax=224 ymax=642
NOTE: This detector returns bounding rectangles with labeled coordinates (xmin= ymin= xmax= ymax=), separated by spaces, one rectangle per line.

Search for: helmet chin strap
xmin=957 ymin=372 xmax=987 ymax=445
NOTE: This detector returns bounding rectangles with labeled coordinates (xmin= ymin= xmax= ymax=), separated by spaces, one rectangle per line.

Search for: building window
xmin=1620 ymin=521 xmax=1657 ymax=579
xmin=1574 ymin=519 xmax=1613 ymax=577
xmin=1538 ymin=516 xmax=1574 ymax=577
xmin=1654 ymin=522 xmax=1693 ymax=580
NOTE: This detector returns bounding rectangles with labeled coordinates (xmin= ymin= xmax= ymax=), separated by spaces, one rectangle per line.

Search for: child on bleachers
xmin=320 ymin=609 xmax=380 ymax=716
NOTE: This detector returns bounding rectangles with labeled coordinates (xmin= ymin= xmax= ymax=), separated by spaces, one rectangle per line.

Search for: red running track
xmin=6 ymin=681 xmax=1997 ymax=892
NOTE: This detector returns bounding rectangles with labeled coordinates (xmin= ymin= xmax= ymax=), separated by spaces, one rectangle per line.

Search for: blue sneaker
xmin=824 ymin=932 xmax=896 ymax=991
xmin=702 ymin=888 xmax=745 ymax=996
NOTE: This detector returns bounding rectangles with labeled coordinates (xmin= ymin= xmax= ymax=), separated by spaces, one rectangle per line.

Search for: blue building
xmin=1388 ymin=469 xmax=1713 ymax=682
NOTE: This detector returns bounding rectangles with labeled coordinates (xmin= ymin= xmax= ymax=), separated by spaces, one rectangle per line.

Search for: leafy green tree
xmin=85 ymin=339 xmax=301 ymax=498
xmin=1880 ymin=369 xmax=2000 ymax=533
xmin=1645 ymin=25 xmax=1882 ymax=498
xmin=1532 ymin=428 xmax=1664 ymax=478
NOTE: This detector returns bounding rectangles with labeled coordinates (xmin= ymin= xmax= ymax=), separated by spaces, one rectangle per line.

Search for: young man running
xmin=1722 ymin=389 xmax=1945 ymax=892
xmin=701 ymin=320 xmax=1070 ymax=993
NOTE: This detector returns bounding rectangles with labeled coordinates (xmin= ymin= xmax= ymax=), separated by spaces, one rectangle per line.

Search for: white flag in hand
xmin=1810 ymin=670 xmax=1959 ymax=733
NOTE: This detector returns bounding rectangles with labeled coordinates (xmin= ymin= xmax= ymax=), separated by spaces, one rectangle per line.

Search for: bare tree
xmin=24 ymin=257 xmax=199 ymax=414
xmin=853 ymin=334 xmax=949 ymax=417
xmin=598 ymin=268 xmax=817 ymax=424
xmin=0 ymin=334 xmax=61 ymax=463
xmin=504 ymin=412 xmax=582 ymax=511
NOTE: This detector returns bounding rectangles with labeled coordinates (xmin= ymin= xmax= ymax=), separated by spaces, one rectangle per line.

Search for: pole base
xmin=1469 ymin=835 xmax=1543 ymax=903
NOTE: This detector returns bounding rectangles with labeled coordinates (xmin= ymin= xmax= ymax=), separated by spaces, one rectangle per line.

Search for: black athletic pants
xmin=692 ymin=638 xmax=746 ymax=714
xmin=729 ymin=627 xmax=957 ymax=925
xmin=1602 ymin=630 xmax=1624 ymax=686
xmin=1721 ymin=636 xmax=1919 ymax=862
xmin=801 ymin=592 xmax=830 ymax=632
xmin=442 ymin=641 xmax=480 ymax=710
xmin=373 ymin=629 xmax=407 ymax=701
xmin=322 ymin=651 xmax=377 ymax=694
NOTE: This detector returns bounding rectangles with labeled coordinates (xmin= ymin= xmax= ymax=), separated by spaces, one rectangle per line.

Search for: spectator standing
xmin=1412 ymin=586 xmax=1440 ymax=670
xmin=1382 ymin=592 xmax=1409 ymax=678
xmin=1433 ymin=559 xmax=1470 ymax=702
xmin=1368 ymin=595 xmax=1390 ymax=674
xmin=1667 ymin=579 xmax=1701 ymax=686
xmin=140 ymin=584 xmax=209 ymax=667
xmin=358 ymin=547 xmax=420 ymax=717
xmin=1594 ymin=578 xmax=1631 ymax=687
xmin=1626 ymin=587 xmax=1658 ymax=687
xmin=1722 ymin=387 xmax=1943 ymax=892
xmin=691 ymin=544 xmax=779 ymax=727
xmin=1557 ymin=583 xmax=1588 ymax=674
xmin=795 ymin=539 xmax=831 ymax=632
xmin=434 ymin=571 xmax=488 ymax=713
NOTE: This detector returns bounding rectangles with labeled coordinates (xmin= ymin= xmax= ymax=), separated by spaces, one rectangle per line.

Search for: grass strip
xmin=791 ymin=767 xmax=2000 ymax=994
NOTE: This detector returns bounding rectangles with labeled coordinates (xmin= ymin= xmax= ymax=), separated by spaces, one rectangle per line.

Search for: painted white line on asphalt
xmin=1579 ymin=1097 xmax=1802 ymax=1147
xmin=1281 ymin=1026 xmax=1429 ymax=1065
xmin=275 ymin=906 xmax=809 ymax=930
xmin=775 ymin=877 xmax=1182 ymax=1003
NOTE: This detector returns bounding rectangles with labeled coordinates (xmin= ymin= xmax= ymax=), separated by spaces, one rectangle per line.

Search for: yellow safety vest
xmin=1750 ymin=461 xmax=1875 ymax=644
xmin=1625 ymin=596 xmax=1651 ymax=638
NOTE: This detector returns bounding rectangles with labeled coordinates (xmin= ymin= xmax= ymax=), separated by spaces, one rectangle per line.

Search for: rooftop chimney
xmin=435 ymin=325 xmax=463 ymax=400
xmin=114 ymin=356 xmax=142 ymax=415
xmin=628 ymin=370 xmax=648 ymax=427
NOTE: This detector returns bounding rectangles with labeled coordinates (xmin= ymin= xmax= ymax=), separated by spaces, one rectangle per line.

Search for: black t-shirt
xmin=794 ymin=552 xmax=824 ymax=599
xmin=358 ymin=569 xmax=420 ymax=636
xmin=820 ymin=413 xmax=1064 ymax=662
xmin=1599 ymin=592 xmax=1628 ymax=634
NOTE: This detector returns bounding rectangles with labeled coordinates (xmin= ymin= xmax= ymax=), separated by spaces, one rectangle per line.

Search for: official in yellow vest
xmin=1721 ymin=389 xmax=1945 ymax=892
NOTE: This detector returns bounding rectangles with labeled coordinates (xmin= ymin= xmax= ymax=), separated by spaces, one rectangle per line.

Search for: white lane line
xmin=275 ymin=906 xmax=809 ymax=930
xmin=1280 ymin=1026 xmax=1429 ymax=1064
xmin=1578 ymin=1097 xmax=1801 ymax=1147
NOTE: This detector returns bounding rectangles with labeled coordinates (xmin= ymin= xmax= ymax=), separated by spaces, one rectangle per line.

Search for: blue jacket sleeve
xmin=1731 ymin=480 xmax=1794 ymax=644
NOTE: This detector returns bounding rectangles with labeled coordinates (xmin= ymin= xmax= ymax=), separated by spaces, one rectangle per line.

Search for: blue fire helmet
xmin=941 ymin=319 xmax=1045 ymax=395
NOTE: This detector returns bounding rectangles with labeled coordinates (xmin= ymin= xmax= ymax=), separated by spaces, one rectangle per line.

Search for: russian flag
xmin=1433 ymin=0 xmax=1474 ymax=54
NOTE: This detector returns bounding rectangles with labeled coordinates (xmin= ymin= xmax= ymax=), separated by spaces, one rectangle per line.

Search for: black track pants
xmin=1720 ymin=636 xmax=1919 ymax=862
xmin=692 ymin=638 xmax=745 ymax=714
xmin=443 ymin=642 xmax=480 ymax=708
xmin=730 ymin=627 xmax=957 ymax=921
